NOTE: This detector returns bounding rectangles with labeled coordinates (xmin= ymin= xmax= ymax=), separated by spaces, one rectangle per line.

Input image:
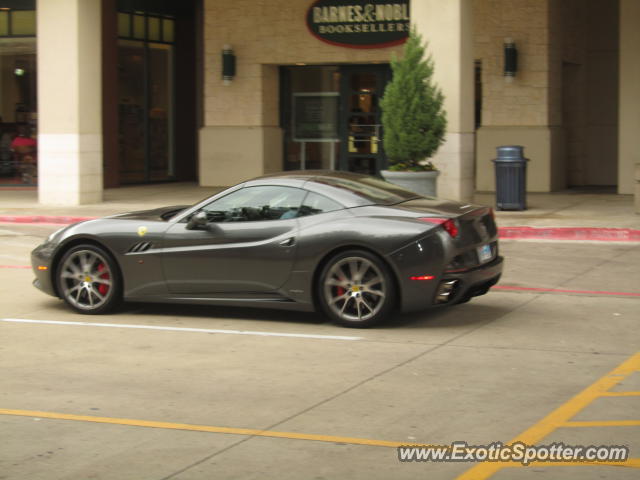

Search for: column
xmin=618 ymin=0 xmax=640 ymax=195
xmin=412 ymin=0 xmax=475 ymax=201
xmin=37 ymin=0 xmax=103 ymax=205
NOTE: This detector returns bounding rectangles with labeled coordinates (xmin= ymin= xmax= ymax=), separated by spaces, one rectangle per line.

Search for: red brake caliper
xmin=97 ymin=263 xmax=110 ymax=296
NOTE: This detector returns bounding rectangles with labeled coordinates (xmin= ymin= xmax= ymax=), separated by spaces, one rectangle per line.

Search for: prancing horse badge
xmin=137 ymin=226 xmax=148 ymax=237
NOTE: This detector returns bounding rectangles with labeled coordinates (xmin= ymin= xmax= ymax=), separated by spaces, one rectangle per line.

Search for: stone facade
xmin=473 ymin=0 xmax=620 ymax=192
xmin=199 ymin=0 xmax=626 ymax=197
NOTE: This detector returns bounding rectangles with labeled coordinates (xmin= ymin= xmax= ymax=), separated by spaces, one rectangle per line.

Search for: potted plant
xmin=380 ymin=28 xmax=447 ymax=197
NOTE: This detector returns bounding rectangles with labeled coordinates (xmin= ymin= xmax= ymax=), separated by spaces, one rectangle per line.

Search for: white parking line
xmin=0 ymin=318 xmax=362 ymax=341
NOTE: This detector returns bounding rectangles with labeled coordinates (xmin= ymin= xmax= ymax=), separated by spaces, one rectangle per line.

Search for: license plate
xmin=477 ymin=244 xmax=493 ymax=263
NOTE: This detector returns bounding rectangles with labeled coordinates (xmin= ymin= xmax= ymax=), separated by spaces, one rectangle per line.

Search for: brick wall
xmin=472 ymin=0 xmax=551 ymax=127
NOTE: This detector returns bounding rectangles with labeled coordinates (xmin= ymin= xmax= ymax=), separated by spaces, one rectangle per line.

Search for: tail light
xmin=418 ymin=217 xmax=459 ymax=238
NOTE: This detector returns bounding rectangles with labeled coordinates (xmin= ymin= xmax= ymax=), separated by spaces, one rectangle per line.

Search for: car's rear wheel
xmin=318 ymin=250 xmax=395 ymax=328
xmin=56 ymin=244 xmax=121 ymax=314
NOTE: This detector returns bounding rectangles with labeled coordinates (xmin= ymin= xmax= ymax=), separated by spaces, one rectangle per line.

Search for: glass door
xmin=117 ymin=7 xmax=175 ymax=184
xmin=281 ymin=66 xmax=341 ymax=171
xmin=117 ymin=40 xmax=174 ymax=183
xmin=148 ymin=43 xmax=174 ymax=181
xmin=339 ymin=65 xmax=391 ymax=175
xmin=118 ymin=40 xmax=146 ymax=183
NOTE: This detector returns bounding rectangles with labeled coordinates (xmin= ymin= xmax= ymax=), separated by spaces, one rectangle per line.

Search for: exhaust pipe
xmin=435 ymin=280 xmax=458 ymax=304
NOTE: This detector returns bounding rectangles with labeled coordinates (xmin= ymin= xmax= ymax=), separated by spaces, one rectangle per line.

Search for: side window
xmin=299 ymin=192 xmax=344 ymax=217
xmin=200 ymin=186 xmax=305 ymax=222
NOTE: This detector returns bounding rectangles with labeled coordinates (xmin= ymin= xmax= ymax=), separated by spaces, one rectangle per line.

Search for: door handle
xmin=279 ymin=237 xmax=295 ymax=247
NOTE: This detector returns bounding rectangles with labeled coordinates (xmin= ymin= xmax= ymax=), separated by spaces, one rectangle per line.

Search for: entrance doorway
xmin=118 ymin=40 xmax=174 ymax=183
xmin=105 ymin=0 xmax=198 ymax=187
xmin=116 ymin=10 xmax=175 ymax=184
xmin=339 ymin=65 xmax=390 ymax=175
xmin=281 ymin=64 xmax=391 ymax=176
xmin=560 ymin=0 xmax=619 ymax=188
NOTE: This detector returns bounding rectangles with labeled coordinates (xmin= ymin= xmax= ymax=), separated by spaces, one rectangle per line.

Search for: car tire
xmin=317 ymin=249 xmax=396 ymax=328
xmin=56 ymin=244 xmax=122 ymax=314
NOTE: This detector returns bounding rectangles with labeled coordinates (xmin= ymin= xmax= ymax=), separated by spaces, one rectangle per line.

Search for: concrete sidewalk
xmin=1 ymin=182 xmax=639 ymax=229
xmin=0 ymin=183 xmax=221 ymax=219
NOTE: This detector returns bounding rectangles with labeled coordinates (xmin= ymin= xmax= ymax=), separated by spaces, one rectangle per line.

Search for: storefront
xmin=200 ymin=0 xmax=637 ymax=201
xmin=0 ymin=0 xmax=198 ymax=190
xmin=0 ymin=0 xmax=36 ymax=186
xmin=3 ymin=0 xmax=637 ymax=204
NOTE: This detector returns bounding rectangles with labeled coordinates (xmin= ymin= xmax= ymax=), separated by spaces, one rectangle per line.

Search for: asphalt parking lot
xmin=1 ymin=222 xmax=639 ymax=479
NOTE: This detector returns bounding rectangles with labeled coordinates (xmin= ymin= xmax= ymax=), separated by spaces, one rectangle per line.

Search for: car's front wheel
xmin=318 ymin=250 xmax=395 ymax=328
xmin=56 ymin=244 xmax=121 ymax=314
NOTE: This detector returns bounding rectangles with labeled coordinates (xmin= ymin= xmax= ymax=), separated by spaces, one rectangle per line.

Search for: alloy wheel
xmin=59 ymin=249 xmax=114 ymax=311
xmin=323 ymin=256 xmax=386 ymax=323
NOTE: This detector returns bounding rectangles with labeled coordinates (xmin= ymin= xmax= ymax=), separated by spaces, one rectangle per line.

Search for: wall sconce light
xmin=222 ymin=44 xmax=236 ymax=86
xmin=503 ymin=37 xmax=518 ymax=83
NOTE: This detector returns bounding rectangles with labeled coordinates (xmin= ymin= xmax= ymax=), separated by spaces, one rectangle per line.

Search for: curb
xmin=1 ymin=215 xmax=639 ymax=242
xmin=0 ymin=215 xmax=95 ymax=225
xmin=493 ymin=285 xmax=640 ymax=297
xmin=498 ymin=226 xmax=640 ymax=242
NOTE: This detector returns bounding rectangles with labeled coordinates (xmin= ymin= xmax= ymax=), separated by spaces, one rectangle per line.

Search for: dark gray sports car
xmin=31 ymin=171 xmax=503 ymax=327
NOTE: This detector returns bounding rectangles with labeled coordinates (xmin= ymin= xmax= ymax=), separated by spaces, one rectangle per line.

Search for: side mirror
xmin=186 ymin=211 xmax=208 ymax=230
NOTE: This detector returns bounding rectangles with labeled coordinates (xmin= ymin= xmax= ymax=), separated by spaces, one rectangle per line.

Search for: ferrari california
xmin=31 ymin=171 xmax=503 ymax=327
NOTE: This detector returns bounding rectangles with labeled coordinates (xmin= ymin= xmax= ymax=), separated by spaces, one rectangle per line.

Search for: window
xmin=201 ymin=186 xmax=306 ymax=222
xmin=281 ymin=66 xmax=341 ymax=171
xmin=0 ymin=5 xmax=36 ymax=37
xmin=299 ymin=192 xmax=343 ymax=217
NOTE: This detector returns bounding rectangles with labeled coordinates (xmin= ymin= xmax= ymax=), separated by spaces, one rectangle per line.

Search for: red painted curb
xmin=498 ymin=226 xmax=640 ymax=242
xmin=493 ymin=285 xmax=640 ymax=297
xmin=0 ymin=215 xmax=95 ymax=225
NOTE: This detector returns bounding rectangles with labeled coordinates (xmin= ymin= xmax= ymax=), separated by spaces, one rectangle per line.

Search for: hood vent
xmin=128 ymin=241 xmax=153 ymax=253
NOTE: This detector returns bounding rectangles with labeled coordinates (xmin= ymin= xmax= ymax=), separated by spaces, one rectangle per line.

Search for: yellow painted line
xmin=0 ymin=408 xmax=421 ymax=449
xmin=563 ymin=420 xmax=640 ymax=427
xmin=600 ymin=391 xmax=640 ymax=397
xmin=456 ymin=352 xmax=640 ymax=480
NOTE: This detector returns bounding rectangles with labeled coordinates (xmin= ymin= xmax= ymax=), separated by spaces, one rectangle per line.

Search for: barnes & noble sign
xmin=307 ymin=0 xmax=410 ymax=49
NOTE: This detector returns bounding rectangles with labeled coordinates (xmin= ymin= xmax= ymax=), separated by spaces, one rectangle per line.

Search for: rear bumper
xmin=441 ymin=256 xmax=504 ymax=304
xmin=399 ymin=255 xmax=504 ymax=312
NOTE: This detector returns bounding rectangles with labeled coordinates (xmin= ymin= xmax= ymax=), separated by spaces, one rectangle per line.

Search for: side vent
xmin=128 ymin=241 xmax=153 ymax=253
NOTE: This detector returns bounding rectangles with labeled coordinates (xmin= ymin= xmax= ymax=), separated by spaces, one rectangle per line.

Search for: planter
xmin=380 ymin=169 xmax=440 ymax=197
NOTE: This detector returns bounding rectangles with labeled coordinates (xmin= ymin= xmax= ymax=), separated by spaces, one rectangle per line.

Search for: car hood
xmin=107 ymin=205 xmax=190 ymax=222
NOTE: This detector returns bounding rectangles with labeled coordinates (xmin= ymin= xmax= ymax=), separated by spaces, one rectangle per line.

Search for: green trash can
xmin=493 ymin=145 xmax=528 ymax=211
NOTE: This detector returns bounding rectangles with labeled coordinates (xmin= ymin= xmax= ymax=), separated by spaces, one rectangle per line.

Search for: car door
xmin=162 ymin=185 xmax=305 ymax=294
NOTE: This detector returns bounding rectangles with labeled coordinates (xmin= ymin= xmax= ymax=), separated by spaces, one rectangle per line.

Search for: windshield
xmin=313 ymin=175 xmax=422 ymax=205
